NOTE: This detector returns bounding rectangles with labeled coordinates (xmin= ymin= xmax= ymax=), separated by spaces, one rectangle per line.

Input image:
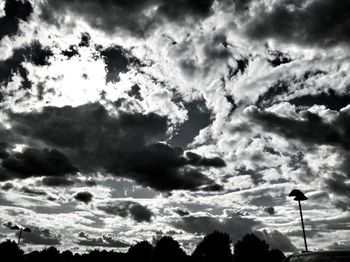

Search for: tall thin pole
xmin=298 ymin=200 xmax=308 ymax=252
xmin=17 ymin=228 xmax=22 ymax=246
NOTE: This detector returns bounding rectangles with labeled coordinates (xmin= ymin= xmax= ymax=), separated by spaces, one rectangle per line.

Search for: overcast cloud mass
xmin=0 ymin=0 xmax=349 ymax=254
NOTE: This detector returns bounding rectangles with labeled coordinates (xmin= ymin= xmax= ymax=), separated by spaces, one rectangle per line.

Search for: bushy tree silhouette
xmin=128 ymin=240 xmax=154 ymax=262
xmin=233 ymin=233 xmax=285 ymax=262
xmin=39 ymin=246 xmax=61 ymax=262
xmin=61 ymin=250 xmax=75 ymax=262
xmin=0 ymin=240 xmax=24 ymax=262
xmin=268 ymin=249 xmax=286 ymax=262
xmin=0 ymin=232 xmax=286 ymax=262
xmin=154 ymin=236 xmax=188 ymax=262
xmin=192 ymin=231 xmax=232 ymax=262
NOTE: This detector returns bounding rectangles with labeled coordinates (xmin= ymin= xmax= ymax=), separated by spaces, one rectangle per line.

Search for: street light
xmin=4 ymin=223 xmax=31 ymax=246
xmin=289 ymin=189 xmax=308 ymax=252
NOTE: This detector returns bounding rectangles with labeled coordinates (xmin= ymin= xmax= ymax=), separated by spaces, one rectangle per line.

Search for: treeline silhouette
xmin=0 ymin=231 xmax=286 ymax=262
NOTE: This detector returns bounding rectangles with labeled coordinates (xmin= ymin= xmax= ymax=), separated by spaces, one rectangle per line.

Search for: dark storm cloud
xmin=255 ymin=80 xmax=289 ymax=109
xmin=227 ymin=58 xmax=249 ymax=80
xmin=100 ymin=45 xmax=141 ymax=83
xmin=263 ymin=146 xmax=281 ymax=156
xmin=98 ymin=201 xmax=153 ymax=222
xmin=0 ymin=148 xmax=78 ymax=181
xmin=42 ymin=177 xmax=74 ymax=187
xmin=79 ymin=32 xmax=91 ymax=47
xmin=264 ymin=207 xmax=275 ymax=215
xmin=0 ymin=40 xmax=53 ymax=89
xmin=244 ymin=0 xmax=350 ymax=47
xmin=74 ymin=191 xmax=93 ymax=204
xmin=127 ymin=84 xmax=143 ymax=100
xmin=1 ymin=182 xmax=13 ymax=190
xmin=289 ymin=89 xmax=350 ymax=111
xmin=174 ymin=208 xmax=190 ymax=217
xmin=0 ymin=0 xmax=33 ymax=40
xmin=224 ymin=95 xmax=237 ymax=116
xmin=76 ymin=232 xmax=129 ymax=248
xmin=173 ymin=214 xmax=260 ymax=242
xmin=170 ymin=99 xmax=213 ymax=148
xmin=267 ymin=49 xmax=292 ymax=68
xmin=255 ymin=72 xmax=329 ymax=110
xmin=19 ymin=226 xmax=61 ymax=245
xmin=40 ymin=0 xmax=216 ymax=37
xmin=185 ymin=152 xmax=226 ymax=168
xmin=7 ymin=102 xmax=223 ymax=191
xmin=249 ymin=108 xmax=350 ymax=151
xmin=61 ymin=45 xmax=80 ymax=59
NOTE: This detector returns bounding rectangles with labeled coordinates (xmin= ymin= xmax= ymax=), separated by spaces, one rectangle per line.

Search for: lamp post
xmin=4 ymin=223 xmax=31 ymax=246
xmin=289 ymin=189 xmax=308 ymax=252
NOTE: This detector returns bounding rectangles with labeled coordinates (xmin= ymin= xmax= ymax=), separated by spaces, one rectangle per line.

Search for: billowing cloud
xmin=1 ymin=182 xmax=13 ymax=190
xmin=76 ymin=232 xmax=129 ymax=248
xmin=19 ymin=226 xmax=62 ymax=245
xmin=98 ymin=201 xmax=153 ymax=223
xmin=255 ymin=230 xmax=297 ymax=252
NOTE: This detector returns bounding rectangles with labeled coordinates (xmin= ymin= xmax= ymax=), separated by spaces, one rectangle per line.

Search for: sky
xmin=0 ymin=0 xmax=350 ymax=254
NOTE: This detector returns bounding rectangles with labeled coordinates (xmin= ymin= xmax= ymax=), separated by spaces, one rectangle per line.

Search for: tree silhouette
xmin=154 ymin=236 xmax=188 ymax=262
xmin=0 ymin=240 xmax=23 ymax=262
xmin=192 ymin=231 xmax=232 ymax=262
xmin=128 ymin=240 xmax=154 ymax=262
xmin=233 ymin=233 xmax=285 ymax=262
xmin=39 ymin=246 xmax=61 ymax=262
xmin=61 ymin=250 xmax=75 ymax=262
xmin=0 ymin=232 xmax=286 ymax=262
xmin=268 ymin=249 xmax=286 ymax=262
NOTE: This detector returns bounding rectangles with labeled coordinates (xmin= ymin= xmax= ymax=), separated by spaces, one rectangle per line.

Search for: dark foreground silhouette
xmin=0 ymin=231 xmax=285 ymax=262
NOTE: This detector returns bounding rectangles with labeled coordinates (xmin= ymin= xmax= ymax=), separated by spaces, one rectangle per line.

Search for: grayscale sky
xmin=0 ymin=0 xmax=349 ymax=253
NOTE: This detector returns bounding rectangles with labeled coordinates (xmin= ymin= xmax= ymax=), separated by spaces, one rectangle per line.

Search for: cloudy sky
xmin=0 ymin=0 xmax=350 ymax=253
